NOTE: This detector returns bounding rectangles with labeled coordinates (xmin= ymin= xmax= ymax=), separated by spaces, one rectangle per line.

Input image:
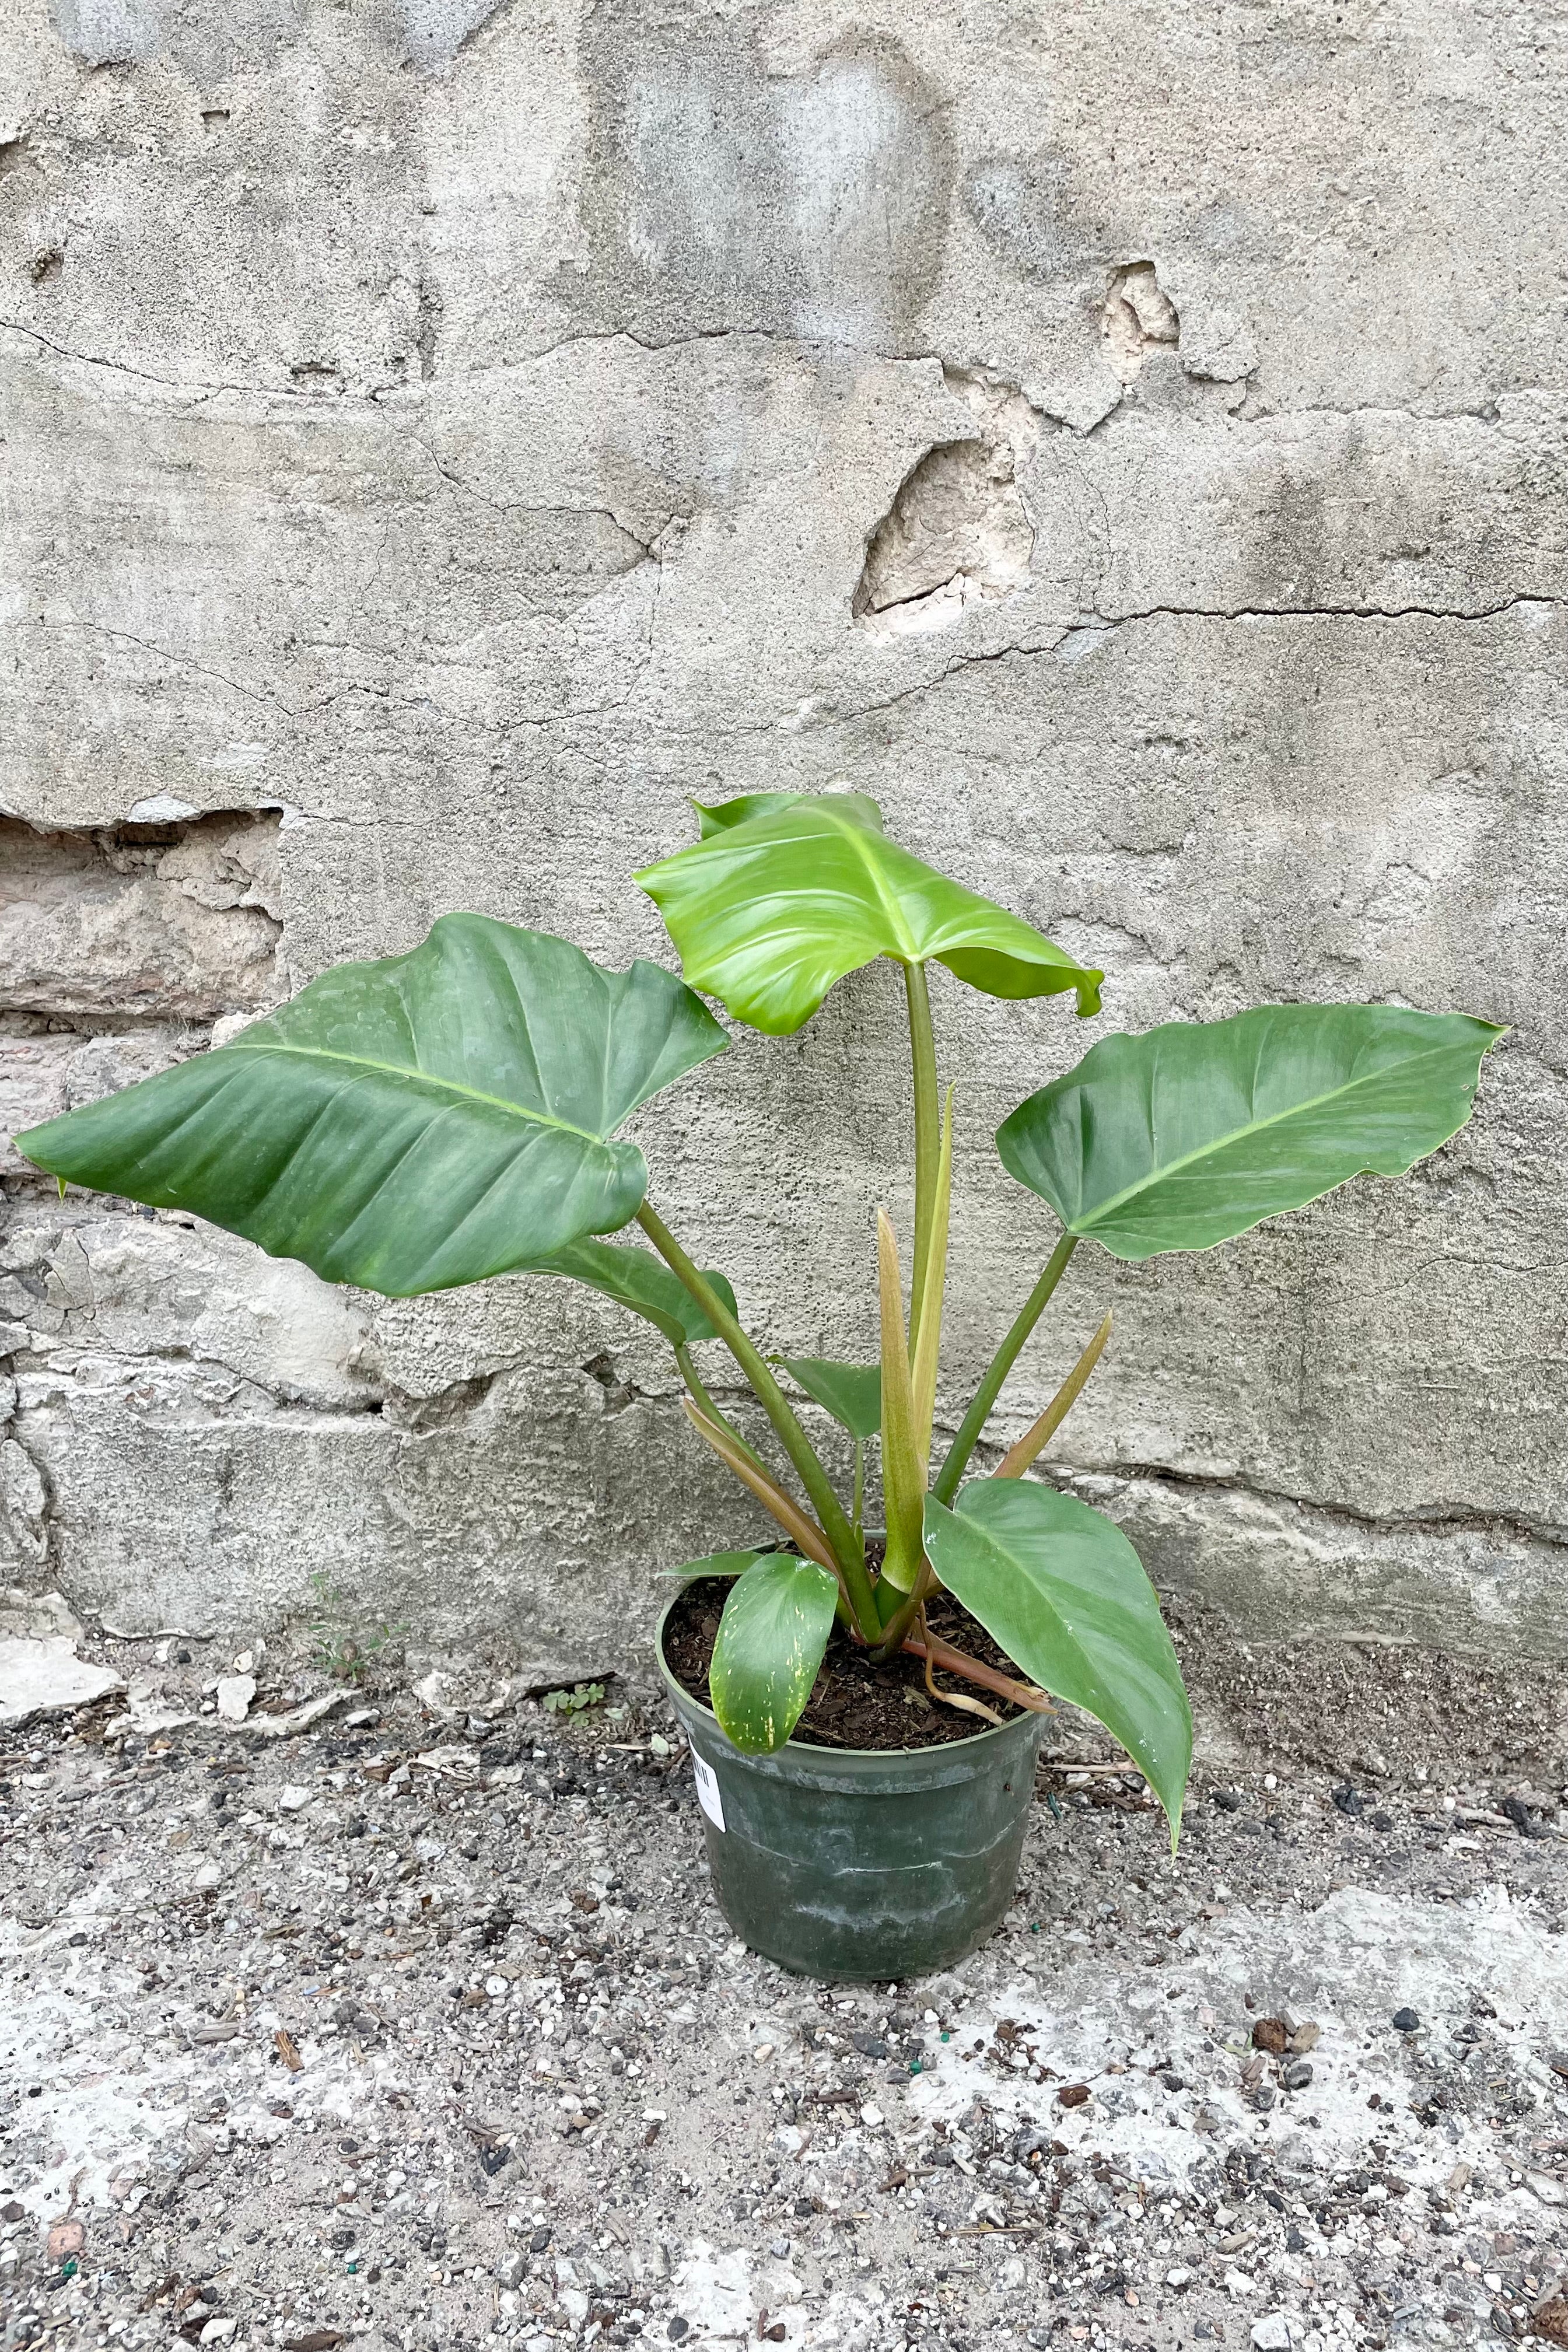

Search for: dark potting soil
xmin=662 ymin=1566 xmax=1031 ymax=1752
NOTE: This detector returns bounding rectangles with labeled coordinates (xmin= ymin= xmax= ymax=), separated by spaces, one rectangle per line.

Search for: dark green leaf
xmin=708 ymin=1552 xmax=839 ymax=1753
xmin=996 ymin=1004 xmax=1502 ymax=1261
xmin=16 ymin=916 xmax=727 ymax=1297
xmin=525 ymin=1240 xmax=737 ymax=1349
xmin=656 ymin=1549 xmax=775 ymax=1580
xmin=923 ymin=1480 xmax=1192 ymax=1838
xmin=778 ymin=1357 xmax=881 ymax=1440
xmin=638 ymin=792 xmax=1102 ymax=1035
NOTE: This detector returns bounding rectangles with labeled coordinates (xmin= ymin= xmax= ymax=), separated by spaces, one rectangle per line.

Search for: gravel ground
xmin=2 ymin=1610 xmax=1567 ymax=2352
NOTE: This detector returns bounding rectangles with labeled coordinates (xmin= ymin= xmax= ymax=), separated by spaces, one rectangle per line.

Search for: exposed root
xmin=919 ymin=1605 xmax=1003 ymax=1726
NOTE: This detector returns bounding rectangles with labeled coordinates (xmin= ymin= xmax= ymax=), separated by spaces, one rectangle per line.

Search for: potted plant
xmin=18 ymin=791 xmax=1500 ymax=1981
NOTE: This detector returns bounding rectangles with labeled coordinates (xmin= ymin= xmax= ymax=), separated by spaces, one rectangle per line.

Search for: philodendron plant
xmin=18 ymin=792 xmax=1500 ymax=1843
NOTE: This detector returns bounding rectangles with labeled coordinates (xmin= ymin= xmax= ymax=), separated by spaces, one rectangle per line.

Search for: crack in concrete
xmin=781 ymin=588 xmax=1554 ymax=741
xmin=1042 ymin=1454 xmax=1568 ymax=1553
xmin=0 ymin=318 xmax=331 ymax=404
xmin=0 ymin=1414 xmax=56 ymax=1576
xmin=1091 ymin=594 xmax=1557 ymax=629
xmin=6 ymin=315 xmax=1549 ymax=449
xmin=409 ymin=435 xmax=666 ymax=562
xmin=1237 ymin=398 xmax=1535 ymax=428
xmin=26 ymin=618 xmax=292 ymax=716
xmin=2 ymin=1332 xmax=523 ymax=1430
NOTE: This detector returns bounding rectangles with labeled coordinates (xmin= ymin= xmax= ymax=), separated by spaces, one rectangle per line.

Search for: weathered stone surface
xmin=0 ymin=1434 xmax=49 ymax=1573
xmin=2 ymin=1024 xmax=193 ymax=1172
xmin=0 ymin=811 xmax=283 ymax=1171
xmin=0 ymin=0 xmax=1563 ymax=1662
xmin=0 ymin=813 xmax=281 ymax=1019
xmin=0 ymin=1632 xmax=121 ymax=1724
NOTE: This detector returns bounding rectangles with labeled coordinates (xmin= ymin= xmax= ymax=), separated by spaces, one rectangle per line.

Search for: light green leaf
xmin=16 ymin=916 xmax=728 ymax=1298
xmin=778 ymin=1357 xmax=881 ymax=1440
xmin=638 ymin=791 xmax=1103 ymax=1035
xmin=526 ymin=1239 xmax=738 ymax=1349
xmin=708 ymin=1552 xmax=840 ymax=1754
xmin=923 ymin=1480 xmax=1192 ymax=1839
xmin=656 ymin=1549 xmax=775 ymax=1580
xmin=997 ymin=1004 xmax=1502 ymax=1261
xmin=695 ymin=790 xmax=884 ymax=838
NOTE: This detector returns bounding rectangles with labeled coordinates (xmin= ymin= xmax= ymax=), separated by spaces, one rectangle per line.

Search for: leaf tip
xmin=1074 ymin=970 xmax=1105 ymax=1019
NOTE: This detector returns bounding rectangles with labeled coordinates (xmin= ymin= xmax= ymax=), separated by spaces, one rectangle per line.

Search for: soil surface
xmin=662 ymin=1572 xmax=1028 ymax=1751
xmin=1 ymin=1607 xmax=1566 ymax=2352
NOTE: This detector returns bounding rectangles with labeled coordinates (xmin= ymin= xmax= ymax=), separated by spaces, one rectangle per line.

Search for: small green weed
xmin=541 ymin=1682 xmax=606 ymax=1716
xmin=306 ymin=1569 xmax=405 ymax=1685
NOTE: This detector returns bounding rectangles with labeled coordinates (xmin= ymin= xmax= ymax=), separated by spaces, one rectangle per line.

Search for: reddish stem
xmin=905 ymin=1632 xmax=1055 ymax=1715
xmin=849 ymin=1616 xmax=1054 ymax=1716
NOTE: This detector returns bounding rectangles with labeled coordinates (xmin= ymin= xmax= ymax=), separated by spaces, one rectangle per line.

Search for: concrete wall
xmin=1 ymin=0 xmax=1564 ymax=1668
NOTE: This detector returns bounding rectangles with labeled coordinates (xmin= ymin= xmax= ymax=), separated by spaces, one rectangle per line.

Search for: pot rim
xmin=654 ymin=1578 xmax=1037 ymax=1763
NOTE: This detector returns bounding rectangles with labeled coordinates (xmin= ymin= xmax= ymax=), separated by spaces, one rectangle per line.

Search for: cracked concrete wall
xmin=1 ymin=0 xmax=1564 ymax=1665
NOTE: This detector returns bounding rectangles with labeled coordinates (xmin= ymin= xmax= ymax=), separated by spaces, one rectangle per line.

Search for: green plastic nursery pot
xmin=656 ymin=1590 xmax=1046 ymax=1982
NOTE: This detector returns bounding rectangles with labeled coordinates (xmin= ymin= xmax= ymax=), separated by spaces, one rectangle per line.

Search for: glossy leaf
xmin=779 ymin=1357 xmax=881 ymax=1440
xmin=657 ymin=1549 xmax=774 ymax=1580
xmin=709 ymin=1551 xmax=840 ymax=1754
xmin=638 ymin=792 xmax=1104 ymax=1035
xmin=923 ymin=1479 xmax=1192 ymax=1839
xmin=16 ymin=916 xmax=728 ymax=1297
xmin=695 ymin=789 xmax=884 ymax=838
xmin=997 ymin=1005 xmax=1503 ymax=1261
xmin=526 ymin=1240 xmax=737 ymax=1349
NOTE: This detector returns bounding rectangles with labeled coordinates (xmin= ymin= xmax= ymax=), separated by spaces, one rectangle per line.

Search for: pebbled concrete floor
xmin=1 ymin=1622 xmax=1566 ymax=2352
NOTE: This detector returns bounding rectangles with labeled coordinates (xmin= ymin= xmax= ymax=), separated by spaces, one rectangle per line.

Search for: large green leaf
xmin=779 ymin=1357 xmax=881 ymax=1440
xmin=708 ymin=1552 xmax=840 ymax=1754
xmin=16 ymin=916 xmax=728 ymax=1298
xmin=996 ymin=1004 xmax=1502 ymax=1261
xmin=526 ymin=1240 xmax=737 ymax=1348
xmin=637 ymin=792 xmax=1103 ymax=1035
xmin=656 ymin=1549 xmax=774 ymax=1580
xmin=923 ymin=1480 xmax=1192 ymax=1838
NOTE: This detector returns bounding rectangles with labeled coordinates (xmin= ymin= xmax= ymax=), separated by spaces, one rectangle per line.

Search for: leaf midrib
xmin=1067 ymin=1039 xmax=1459 ymax=1233
xmin=225 ymin=1039 xmax=607 ymax=1144
xmin=670 ymin=799 xmax=1076 ymax=989
xmin=694 ymin=804 xmax=922 ymax=959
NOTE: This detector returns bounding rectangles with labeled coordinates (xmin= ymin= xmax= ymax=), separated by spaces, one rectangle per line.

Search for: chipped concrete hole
xmin=1 ymin=808 xmax=284 ymax=1179
xmin=582 ymin=1351 xmax=638 ymax=1415
xmin=852 ymin=268 xmax=1200 ymax=641
xmin=853 ymin=371 xmax=1043 ymax=641
xmin=1101 ymin=259 xmax=1182 ymax=384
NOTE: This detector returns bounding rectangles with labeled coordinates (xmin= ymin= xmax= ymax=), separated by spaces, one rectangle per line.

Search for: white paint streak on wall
xmin=52 ymin=0 xmax=160 ymax=64
xmin=398 ymin=0 xmax=508 ymax=70
xmin=779 ymin=52 xmax=943 ymax=346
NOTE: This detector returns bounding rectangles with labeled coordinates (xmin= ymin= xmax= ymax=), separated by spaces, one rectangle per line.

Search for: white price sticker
xmin=691 ymin=1751 xmax=726 ymax=1832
